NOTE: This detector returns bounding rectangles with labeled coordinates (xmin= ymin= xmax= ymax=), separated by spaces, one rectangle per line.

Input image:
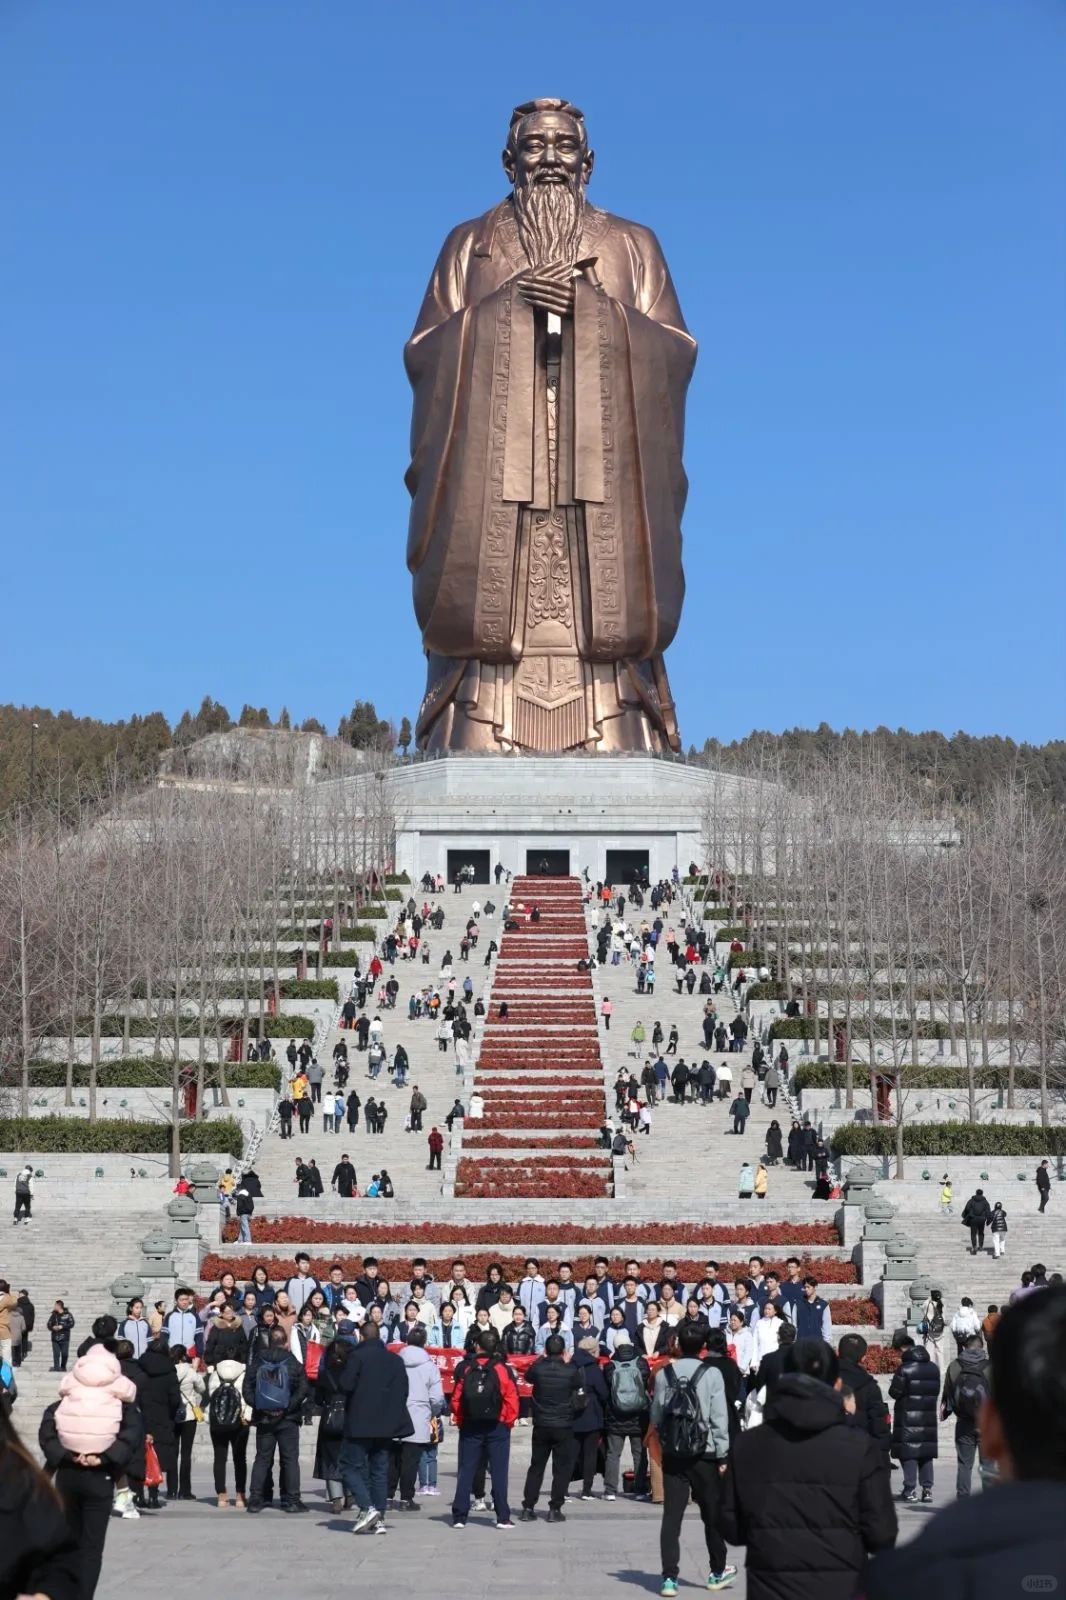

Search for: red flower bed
xmin=476 ymin=1076 xmax=602 ymax=1087
xmin=833 ymin=1297 xmax=880 ymax=1325
xmin=476 ymin=1120 xmax=601 ymax=1132
xmin=860 ymin=1344 xmax=901 ymax=1373
xmin=205 ymin=1249 xmax=856 ymax=1282
xmin=456 ymin=1176 xmax=612 ymax=1199
xmin=458 ymin=1156 xmax=606 ymax=1174
xmin=218 ymin=1220 xmax=842 ymax=1248
xmin=462 ymin=1134 xmax=602 ymax=1149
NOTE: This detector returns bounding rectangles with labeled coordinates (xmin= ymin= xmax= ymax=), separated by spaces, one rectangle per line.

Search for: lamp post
xmin=29 ymin=721 xmax=39 ymax=807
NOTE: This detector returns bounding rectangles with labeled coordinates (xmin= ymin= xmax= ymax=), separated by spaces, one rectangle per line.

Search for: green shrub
xmin=385 ymin=872 xmax=410 ymax=885
xmin=384 ymin=889 xmax=403 ymax=901
xmin=0 ymin=1116 xmax=244 ymax=1158
xmin=16 ymin=1060 xmax=279 ymax=1090
xmin=321 ymin=951 xmax=360 ymax=967
xmin=278 ymin=979 xmax=339 ymax=1001
xmin=746 ymin=981 xmax=786 ymax=1002
xmin=709 ymin=925 xmax=748 ymax=940
xmin=352 ymin=906 xmax=387 ymax=921
xmin=831 ymin=1122 xmax=1066 ymax=1157
xmin=248 ymin=1016 xmax=314 ymax=1039
xmin=794 ymin=1063 xmax=1043 ymax=1093
xmin=729 ymin=950 xmax=764 ymax=969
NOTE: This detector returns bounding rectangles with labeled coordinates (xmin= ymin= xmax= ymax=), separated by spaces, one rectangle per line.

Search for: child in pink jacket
xmin=55 ymin=1345 xmax=137 ymax=1455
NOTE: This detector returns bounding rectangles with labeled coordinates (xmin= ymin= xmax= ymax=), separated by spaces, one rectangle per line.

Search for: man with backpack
xmin=242 ymin=1325 xmax=309 ymax=1513
xmin=13 ymin=1165 xmax=34 ymax=1224
xmin=603 ymin=1340 xmax=651 ymax=1500
xmin=519 ymin=1333 xmax=586 ymax=1522
xmin=940 ymin=1332 xmax=992 ymax=1497
xmin=450 ymin=1328 xmax=520 ymax=1529
xmin=649 ymin=1321 xmax=736 ymax=1594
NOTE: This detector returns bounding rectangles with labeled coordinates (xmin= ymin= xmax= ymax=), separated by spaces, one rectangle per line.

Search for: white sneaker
xmin=471 ymin=1497 xmax=489 ymax=1512
xmin=352 ymin=1507 xmax=381 ymax=1534
xmin=604 ymin=1493 xmax=617 ymax=1501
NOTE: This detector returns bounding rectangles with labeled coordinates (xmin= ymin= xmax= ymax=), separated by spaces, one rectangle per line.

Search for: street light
xmin=29 ymin=720 xmax=39 ymax=805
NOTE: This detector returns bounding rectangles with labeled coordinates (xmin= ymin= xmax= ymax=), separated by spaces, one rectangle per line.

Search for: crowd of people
xmin=2 ymin=1252 xmax=1065 ymax=1600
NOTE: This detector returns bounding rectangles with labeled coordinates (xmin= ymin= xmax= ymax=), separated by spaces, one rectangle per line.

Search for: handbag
xmin=143 ymin=1438 xmax=164 ymax=1488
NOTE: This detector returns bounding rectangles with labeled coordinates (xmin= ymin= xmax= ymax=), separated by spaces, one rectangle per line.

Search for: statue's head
xmin=504 ymin=99 xmax=594 ymax=269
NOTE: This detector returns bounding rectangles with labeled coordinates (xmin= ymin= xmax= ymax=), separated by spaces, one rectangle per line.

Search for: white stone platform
xmin=386 ymin=753 xmax=757 ymax=883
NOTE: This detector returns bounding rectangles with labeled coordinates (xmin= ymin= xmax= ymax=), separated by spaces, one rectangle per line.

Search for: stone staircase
xmin=1 ymin=1202 xmax=163 ymax=1422
xmin=247 ymin=885 xmax=498 ymax=1211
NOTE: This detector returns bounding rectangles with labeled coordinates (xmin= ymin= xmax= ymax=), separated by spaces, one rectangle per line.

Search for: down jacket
xmin=54 ymin=1347 xmax=137 ymax=1455
xmin=719 ymin=1373 xmax=897 ymax=1600
xmin=395 ymin=1344 xmax=445 ymax=1444
xmin=889 ymin=1345 xmax=941 ymax=1461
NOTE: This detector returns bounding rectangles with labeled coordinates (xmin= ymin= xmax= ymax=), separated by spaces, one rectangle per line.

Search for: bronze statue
xmin=405 ymin=98 xmax=696 ymax=753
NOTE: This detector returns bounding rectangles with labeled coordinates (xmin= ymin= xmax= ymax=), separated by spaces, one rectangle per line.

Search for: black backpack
xmin=659 ymin=1361 xmax=711 ymax=1457
xmin=208 ymin=1376 xmax=243 ymax=1433
xmin=461 ymin=1358 xmax=502 ymax=1424
xmin=321 ymin=1391 xmax=347 ymax=1439
xmin=955 ymin=1367 xmax=990 ymax=1421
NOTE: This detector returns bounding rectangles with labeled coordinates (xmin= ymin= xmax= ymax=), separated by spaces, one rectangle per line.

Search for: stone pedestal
xmin=380 ymin=754 xmax=764 ymax=885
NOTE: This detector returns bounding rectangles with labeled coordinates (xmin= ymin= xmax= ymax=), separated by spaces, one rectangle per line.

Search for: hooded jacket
xmin=860 ymin=1481 xmax=1066 ymax=1600
xmin=137 ymin=1347 xmax=183 ymax=1448
xmin=888 ymin=1345 xmax=940 ymax=1460
xmin=940 ymin=1347 xmax=990 ymax=1438
xmin=838 ymin=1359 xmax=891 ymax=1458
xmin=54 ymin=1347 xmax=137 ymax=1455
xmin=396 ymin=1344 xmax=445 ymax=1444
xmin=719 ymin=1373 xmax=897 ymax=1600
xmin=526 ymin=1353 xmax=585 ymax=1431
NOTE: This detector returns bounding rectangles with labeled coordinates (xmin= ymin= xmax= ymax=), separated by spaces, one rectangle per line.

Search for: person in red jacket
xmin=449 ymin=1329 xmax=520 ymax=1528
xmin=427 ymin=1127 xmax=444 ymax=1171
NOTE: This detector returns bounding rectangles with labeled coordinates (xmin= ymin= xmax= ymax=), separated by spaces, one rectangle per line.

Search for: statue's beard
xmin=513 ymin=173 xmax=585 ymax=270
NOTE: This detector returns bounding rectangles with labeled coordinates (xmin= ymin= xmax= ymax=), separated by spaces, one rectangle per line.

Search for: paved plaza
xmin=93 ymin=1427 xmax=953 ymax=1598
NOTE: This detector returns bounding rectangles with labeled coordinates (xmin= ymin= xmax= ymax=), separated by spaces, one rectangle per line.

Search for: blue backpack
xmin=253 ymin=1358 xmax=292 ymax=1414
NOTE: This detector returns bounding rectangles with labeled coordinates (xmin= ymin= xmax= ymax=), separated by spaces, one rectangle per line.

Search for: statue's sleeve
xmin=574 ymin=226 xmax=696 ymax=661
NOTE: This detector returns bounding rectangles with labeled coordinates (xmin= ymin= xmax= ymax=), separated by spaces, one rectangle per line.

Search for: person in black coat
xmin=242 ymin=1326 xmax=309 ymax=1511
xmin=39 ymin=1393 xmax=143 ymax=1599
xmin=4 ymin=1408 xmax=80 ymax=1600
xmin=137 ymin=1339 xmax=182 ymax=1506
xmin=962 ymin=1188 xmax=993 ymax=1254
xmin=888 ymin=1336 xmax=940 ymax=1501
xmin=720 ymin=1339 xmax=897 ymax=1600
xmin=204 ymin=1307 xmax=250 ymax=1370
xmin=602 ymin=1341 xmax=650 ymax=1497
xmin=752 ymin=1322 xmax=797 ymax=1398
xmin=837 ymin=1335 xmax=891 ymax=1463
xmin=571 ymin=1336 xmax=609 ymax=1497
xmin=704 ymin=1329 xmax=746 ymax=1442
xmin=313 ymin=1338 xmax=354 ymax=1511
xmin=337 ymin=1322 xmax=412 ymax=1525
xmin=521 ymin=1335 xmax=585 ymax=1519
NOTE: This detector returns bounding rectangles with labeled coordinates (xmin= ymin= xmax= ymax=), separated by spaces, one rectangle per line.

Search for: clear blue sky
xmin=2 ymin=0 xmax=1064 ymax=746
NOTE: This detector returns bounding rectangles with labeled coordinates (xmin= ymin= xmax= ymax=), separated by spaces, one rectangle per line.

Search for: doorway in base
xmin=606 ymin=848 xmax=650 ymax=886
xmin=525 ymin=849 xmax=571 ymax=877
xmin=446 ymin=849 xmax=491 ymax=886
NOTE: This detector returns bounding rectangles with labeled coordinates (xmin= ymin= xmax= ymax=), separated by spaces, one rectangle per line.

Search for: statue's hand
xmin=517 ymin=264 xmax=575 ymax=318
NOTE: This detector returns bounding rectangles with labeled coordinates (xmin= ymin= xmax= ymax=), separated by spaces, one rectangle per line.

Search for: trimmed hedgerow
xmin=831 ymin=1122 xmax=1066 ymax=1157
xmin=278 ymin=979 xmax=339 ymax=1001
xmin=18 ymin=1060 xmax=279 ymax=1090
xmin=0 ymin=1115 xmax=244 ymax=1157
xmin=793 ymin=1063 xmax=1043 ymax=1093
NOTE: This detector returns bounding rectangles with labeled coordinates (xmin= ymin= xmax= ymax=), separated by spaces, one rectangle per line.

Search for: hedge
xmin=746 ymin=982 xmax=786 ymax=1002
xmin=248 ymin=1016 xmax=315 ymax=1039
xmin=384 ymin=889 xmax=403 ymax=901
xmin=770 ymin=1017 xmax=1017 ymax=1043
xmin=385 ymin=873 xmax=410 ymax=885
xmin=831 ymin=1122 xmax=1066 ymax=1157
xmin=278 ymin=979 xmax=338 ymax=1001
xmin=794 ymin=1063 xmax=1043 ymax=1093
xmin=729 ymin=950 xmax=764 ymax=969
xmin=348 ymin=907 xmax=387 ymax=921
xmin=16 ymin=1060 xmax=279 ymax=1090
xmin=334 ymin=927 xmax=377 ymax=942
xmin=710 ymin=925 xmax=748 ymax=940
xmin=0 ymin=1115 xmax=244 ymax=1157
xmin=321 ymin=951 xmax=360 ymax=967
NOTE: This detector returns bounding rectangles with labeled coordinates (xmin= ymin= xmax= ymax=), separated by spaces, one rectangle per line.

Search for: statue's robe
xmin=405 ymin=197 xmax=696 ymax=752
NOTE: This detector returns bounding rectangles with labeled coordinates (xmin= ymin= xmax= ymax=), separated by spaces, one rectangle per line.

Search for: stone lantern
xmin=863 ymin=1197 xmax=896 ymax=1240
xmin=109 ymin=1273 xmax=147 ymax=1320
xmin=882 ymin=1230 xmax=919 ymax=1281
xmin=140 ymin=1229 xmax=174 ymax=1267
xmin=906 ymin=1275 xmax=940 ymax=1327
xmin=166 ymin=1196 xmax=200 ymax=1240
xmin=186 ymin=1161 xmax=220 ymax=1206
xmin=843 ymin=1162 xmax=879 ymax=1204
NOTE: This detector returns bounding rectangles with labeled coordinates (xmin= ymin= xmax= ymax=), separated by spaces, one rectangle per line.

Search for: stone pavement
xmin=92 ymin=1423 xmax=955 ymax=1600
